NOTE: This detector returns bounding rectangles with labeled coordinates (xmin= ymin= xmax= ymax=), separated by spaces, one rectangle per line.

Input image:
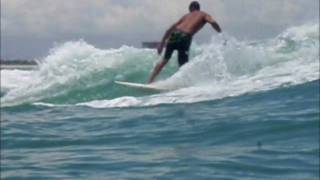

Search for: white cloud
xmin=2 ymin=0 xmax=317 ymax=37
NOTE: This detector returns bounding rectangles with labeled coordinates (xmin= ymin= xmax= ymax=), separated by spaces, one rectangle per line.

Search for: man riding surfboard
xmin=148 ymin=1 xmax=222 ymax=83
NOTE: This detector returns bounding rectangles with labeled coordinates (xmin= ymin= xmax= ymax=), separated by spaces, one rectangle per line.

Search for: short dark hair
xmin=189 ymin=1 xmax=200 ymax=11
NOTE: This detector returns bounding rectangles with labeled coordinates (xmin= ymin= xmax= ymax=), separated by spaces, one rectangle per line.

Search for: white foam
xmin=1 ymin=69 xmax=35 ymax=92
xmin=1 ymin=41 xmax=155 ymax=106
xmin=78 ymin=24 xmax=319 ymax=108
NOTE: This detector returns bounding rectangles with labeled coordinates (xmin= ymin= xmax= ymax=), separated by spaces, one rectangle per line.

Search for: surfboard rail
xmin=114 ymin=81 xmax=168 ymax=92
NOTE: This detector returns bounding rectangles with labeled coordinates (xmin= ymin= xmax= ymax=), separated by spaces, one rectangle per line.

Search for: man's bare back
xmin=176 ymin=11 xmax=221 ymax=35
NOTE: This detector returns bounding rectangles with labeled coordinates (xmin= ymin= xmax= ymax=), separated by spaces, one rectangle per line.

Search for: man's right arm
xmin=158 ymin=15 xmax=186 ymax=54
xmin=158 ymin=24 xmax=175 ymax=54
xmin=205 ymin=14 xmax=221 ymax=33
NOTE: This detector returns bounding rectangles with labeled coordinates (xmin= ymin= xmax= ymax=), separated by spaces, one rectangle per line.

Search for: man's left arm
xmin=205 ymin=14 xmax=222 ymax=33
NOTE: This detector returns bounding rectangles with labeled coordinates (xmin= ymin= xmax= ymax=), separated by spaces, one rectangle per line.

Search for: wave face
xmin=1 ymin=24 xmax=319 ymax=107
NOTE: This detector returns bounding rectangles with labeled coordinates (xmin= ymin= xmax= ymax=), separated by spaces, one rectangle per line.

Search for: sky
xmin=1 ymin=0 xmax=319 ymax=59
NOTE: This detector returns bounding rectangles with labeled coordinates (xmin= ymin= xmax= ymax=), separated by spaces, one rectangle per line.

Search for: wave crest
xmin=1 ymin=24 xmax=319 ymax=107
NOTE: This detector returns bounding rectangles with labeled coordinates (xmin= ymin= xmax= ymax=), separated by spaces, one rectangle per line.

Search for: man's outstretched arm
xmin=205 ymin=14 xmax=221 ymax=33
xmin=211 ymin=22 xmax=221 ymax=33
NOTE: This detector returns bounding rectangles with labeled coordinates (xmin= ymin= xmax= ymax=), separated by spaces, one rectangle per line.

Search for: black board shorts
xmin=164 ymin=30 xmax=192 ymax=66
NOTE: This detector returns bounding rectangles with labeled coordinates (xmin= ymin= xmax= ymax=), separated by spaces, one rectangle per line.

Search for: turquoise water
xmin=1 ymin=24 xmax=319 ymax=179
xmin=1 ymin=81 xmax=319 ymax=179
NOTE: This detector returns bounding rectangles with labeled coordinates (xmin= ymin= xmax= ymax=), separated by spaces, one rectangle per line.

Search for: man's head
xmin=189 ymin=1 xmax=200 ymax=12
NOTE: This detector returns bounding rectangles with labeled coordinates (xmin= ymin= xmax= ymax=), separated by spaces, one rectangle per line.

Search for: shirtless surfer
xmin=148 ymin=1 xmax=222 ymax=83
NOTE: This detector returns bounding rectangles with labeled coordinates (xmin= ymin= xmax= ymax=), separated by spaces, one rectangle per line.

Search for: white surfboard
xmin=114 ymin=81 xmax=168 ymax=92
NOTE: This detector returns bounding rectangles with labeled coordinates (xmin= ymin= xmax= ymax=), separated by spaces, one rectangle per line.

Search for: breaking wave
xmin=1 ymin=23 xmax=319 ymax=108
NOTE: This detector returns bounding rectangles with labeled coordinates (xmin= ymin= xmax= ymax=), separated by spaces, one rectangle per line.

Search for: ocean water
xmin=1 ymin=24 xmax=319 ymax=179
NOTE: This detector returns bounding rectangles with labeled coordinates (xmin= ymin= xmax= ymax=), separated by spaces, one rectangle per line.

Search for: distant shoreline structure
xmin=0 ymin=59 xmax=37 ymax=70
xmin=142 ymin=42 xmax=161 ymax=49
xmin=1 ymin=59 xmax=36 ymax=65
